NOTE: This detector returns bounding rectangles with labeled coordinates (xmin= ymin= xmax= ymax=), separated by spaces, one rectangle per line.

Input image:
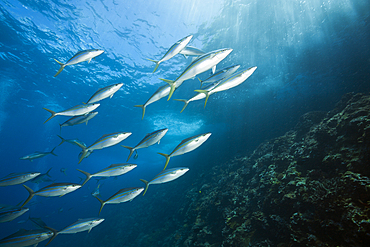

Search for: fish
xmin=0 ymin=229 xmax=53 ymax=247
xmin=92 ymin=184 xmax=101 ymax=197
xmin=21 ymin=183 xmax=82 ymax=208
xmin=59 ymin=112 xmax=98 ymax=133
xmin=93 ymin=187 xmax=144 ymax=215
xmin=45 ymin=218 xmax=104 ymax=245
xmin=158 ymin=133 xmax=212 ymax=170
xmin=195 ymin=66 xmax=257 ymax=107
xmin=159 ymin=48 xmax=233 ymax=100
xmin=53 ymin=49 xmax=104 ymax=77
xmin=134 ymin=84 xmax=171 ymax=120
xmin=77 ymin=132 xmax=132 ymax=164
xmin=77 ymin=163 xmax=137 ymax=186
xmin=147 ymin=35 xmax=193 ymax=73
xmin=57 ymin=135 xmax=87 ymax=148
xmin=198 ymin=64 xmax=240 ymax=87
xmin=30 ymin=168 xmax=53 ymax=184
xmin=122 ymin=128 xmax=168 ymax=161
xmin=85 ymin=83 xmax=123 ymax=104
xmin=0 ymin=208 xmax=29 ymax=223
xmin=179 ymin=46 xmax=206 ymax=58
xmin=0 ymin=172 xmax=40 ymax=187
xmin=174 ymin=82 xmax=219 ymax=113
xmin=60 ymin=168 xmax=67 ymax=176
xmin=43 ymin=103 xmax=100 ymax=124
xmin=140 ymin=167 xmax=189 ymax=196
xmin=20 ymin=147 xmax=58 ymax=162
xmin=29 ymin=216 xmax=48 ymax=229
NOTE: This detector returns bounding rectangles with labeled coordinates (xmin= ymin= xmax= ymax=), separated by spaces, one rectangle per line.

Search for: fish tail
xmin=157 ymin=152 xmax=171 ymax=170
xmin=134 ymin=104 xmax=146 ymax=120
xmin=57 ymin=135 xmax=65 ymax=146
xmin=53 ymin=59 xmax=65 ymax=77
xmin=43 ymin=108 xmax=57 ymax=124
xmin=93 ymin=194 xmax=106 ymax=215
xmin=198 ymin=77 xmax=203 ymax=88
xmin=45 ymin=167 xmax=53 ymax=178
xmin=76 ymin=169 xmax=92 ymax=186
xmin=78 ymin=148 xmax=88 ymax=164
xmin=44 ymin=226 xmax=59 ymax=246
xmin=173 ymin=99 xmax=189 ymax=113
xmin=50 ymin=146 xmax=58 ymax=156
xmin=140 ymin=179 xmax=149 ymax=196
xmin=146 ymin=58 xmax=160 ymax=73
xmin=194 ymin=90 xmax=210 ymax=108
xmin=159 ymin=78 xmax=176 ymax=101
xmin=121 ymin=145 xmax=135 ymax=161
xmin=21 ymin=185 xmax=34 ymax=208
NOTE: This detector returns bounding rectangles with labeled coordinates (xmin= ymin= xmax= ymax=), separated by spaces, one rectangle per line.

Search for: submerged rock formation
xmin=169 ymin=93 xmax=370 ymax=246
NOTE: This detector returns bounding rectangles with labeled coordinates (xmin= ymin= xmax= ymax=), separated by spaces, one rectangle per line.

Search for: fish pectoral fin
xmin=88 ymin=58 xmax=92 ymax=63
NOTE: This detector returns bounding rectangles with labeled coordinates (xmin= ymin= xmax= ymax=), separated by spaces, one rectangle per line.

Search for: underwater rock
xmin=164 ymin=93 xmax=370 ymax=246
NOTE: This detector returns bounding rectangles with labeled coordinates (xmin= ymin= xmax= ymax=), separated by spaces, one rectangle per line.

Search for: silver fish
xmin=0 ymin=229 xmax=53 ymax=247
xmin=43 ymin=103 xmax=100 ymax=124
xmin=174 ymin=82 xmax=219 ymax=113
xmin=147 ymin=35 xmax=193 ymax=73
xmin=21 ymin=183 xmax=81 ymax=208
xmin=77 ymin=132 xmax=132 ymax=164
xmin=198 ymin=64 xmax=240 ymax=87
xmin=140 ymin=167 xmax=189 ymax=196
xmin=57 ymin=135 xmax=87 ymax=148
xmin=93 ymin=187 xmax=144 ymax=215
xmin=122 ymin=128 xmax=168 ymax=161
xmin=77 ymin=163 xmax=137 ymax=186
xmin=0 ymin=172 xmax=40 ymax=187
xmin=53 ymin=49 xmax=104 ymax=77
xmin=179 ymin=46 xmax=206 ymax=58
xmin=134 ymin=84 xmax=171 ymax=120
xmin=59 ymin=112 xmax=98 ymax=133
xmin=30 ymin=168 xmax=53 ymax=184
xmin=20 ymin=147 xmax=57 ymax=162
xmin=45 ymin=218 xmax=104 ymax=245
xmin=160 ymin=48 xmax=233 ymax=100
xmin=85 ymin=83 xmax=123 ymax=104
xmin=158 ymin=133 xmax=211 ymax=170
xmin=0 ymin=208 xmax=29 ymax=223
xmin=195 ymin=66 xmax=257 ymax=107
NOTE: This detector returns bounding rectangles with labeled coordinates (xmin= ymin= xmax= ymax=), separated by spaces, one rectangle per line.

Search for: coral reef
xmin=167 ymin=93 xmax=370 ymax=246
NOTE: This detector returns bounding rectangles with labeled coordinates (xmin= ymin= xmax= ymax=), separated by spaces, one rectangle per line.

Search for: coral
xmin=167 ymin=93 xmax=370 ymax=246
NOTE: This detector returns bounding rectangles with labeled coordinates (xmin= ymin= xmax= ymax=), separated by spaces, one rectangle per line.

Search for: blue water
xmin=0 ymin=0 xmax=369 ymax=246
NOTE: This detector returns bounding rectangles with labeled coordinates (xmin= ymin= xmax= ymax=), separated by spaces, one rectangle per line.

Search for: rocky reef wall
xmin=170 ymin=93 xmax=370 ymax=246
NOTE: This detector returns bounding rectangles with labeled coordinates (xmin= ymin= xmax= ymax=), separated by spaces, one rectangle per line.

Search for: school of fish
xmin=0 ymin=35 xmax=256 ymax=246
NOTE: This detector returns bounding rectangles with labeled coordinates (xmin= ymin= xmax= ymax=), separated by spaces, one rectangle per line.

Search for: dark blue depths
xmin=0 ymin=0 xmax=369 ymax=246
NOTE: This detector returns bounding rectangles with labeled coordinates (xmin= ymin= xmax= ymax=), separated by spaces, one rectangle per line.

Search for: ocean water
xmin=0 ymin=0 xmax=369 ymax=246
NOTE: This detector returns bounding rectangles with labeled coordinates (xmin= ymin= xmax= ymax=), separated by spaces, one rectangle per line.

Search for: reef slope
xmin=172 ymin=93 xmax=370 ymax=246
